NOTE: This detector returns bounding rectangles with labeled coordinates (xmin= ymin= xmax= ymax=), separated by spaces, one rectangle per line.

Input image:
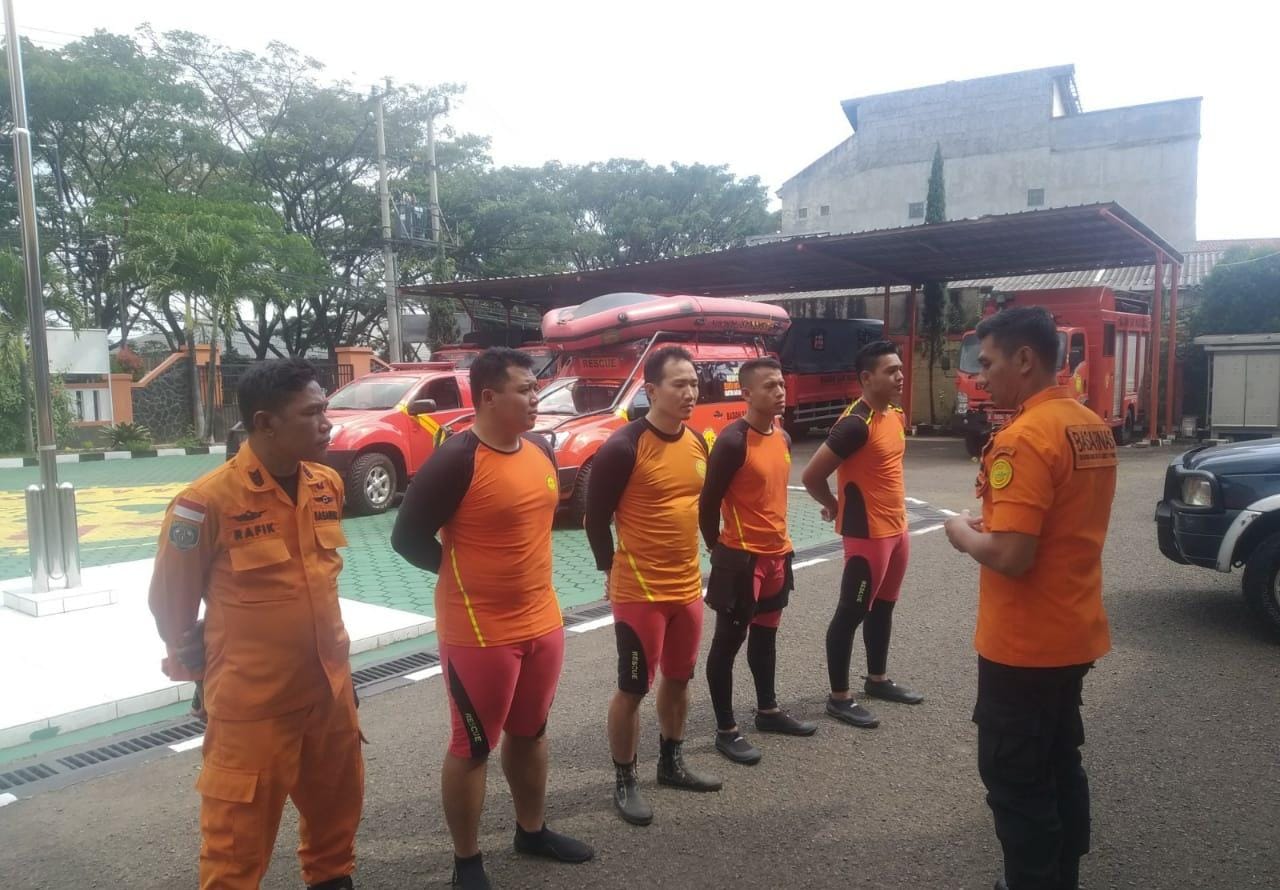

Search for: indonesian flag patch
xmin=173 ymin=496 xmax=207 ymax=524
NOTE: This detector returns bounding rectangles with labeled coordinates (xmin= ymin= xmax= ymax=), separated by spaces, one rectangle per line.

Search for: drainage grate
xmin=352 ymin=650 xmax=439 ymax=687
xmin=56 ymin=720 xmax=206 ymax=772
xmin=0 ymin=763 xmax=58 ymax=792
xmin=565 ymin=601 xmax=613 ymax=625
xmin=797 ymin=539 xmax=844 ymax=559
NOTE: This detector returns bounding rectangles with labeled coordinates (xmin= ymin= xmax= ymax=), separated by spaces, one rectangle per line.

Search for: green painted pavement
xmin=0 ymin=457 xmax=838 ymax=617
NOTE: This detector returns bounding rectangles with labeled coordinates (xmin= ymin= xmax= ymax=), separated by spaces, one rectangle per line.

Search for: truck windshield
xmin=327 ymin=376 xmax=417 ymax=410
xmin=958 ymin=331 xmax=1068 ymax=373
xmin=959 ymin=334 xmax=981 ymax=374
xmin=536 ymin=377 xmax=623 ymax=415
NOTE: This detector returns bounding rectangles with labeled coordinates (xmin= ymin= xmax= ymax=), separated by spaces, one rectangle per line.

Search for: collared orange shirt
xmin=825 ymin=399 xmax=907 ymax=539
xmin=975 ymin=385 xmax=1115 ymax=668
xmin=149 ymin=442 xmax=351 ymax=721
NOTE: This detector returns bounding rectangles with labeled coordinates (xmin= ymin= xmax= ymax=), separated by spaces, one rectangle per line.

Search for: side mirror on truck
xmin=408 ymin=398 xmax=438 ymax=416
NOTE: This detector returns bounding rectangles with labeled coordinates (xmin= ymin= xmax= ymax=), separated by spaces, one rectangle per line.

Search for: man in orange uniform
xmin=149 ymin=358 xmax=363 ymax=890
xmin=699 ymin=357 xmax=818 ymax=765
xmin=801 ymin=340 xmax=924 ymax=731
xmin=586 ymin=345 xmax=723 ymax=827
xmin=392 ymin=348 xmax=593 ymax=890
xmin=944 ymin=307 xmax=1116 ymax=890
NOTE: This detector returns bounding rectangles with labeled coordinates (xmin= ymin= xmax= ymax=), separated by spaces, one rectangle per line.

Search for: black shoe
xmin=754 ymin=709 xmax=819 ymax=737
xmin=514 ymin=823 xmax=595 ymax=863
xmin=450 ymin=853 xmax=491 ymax=890
xmin=715 ymin=730 xmax=762 ymax=765
xmin=864 ymin=677 xmax=924 ymax=705
xmin=613 ymin=759 xmax=654 ymax=826
xmin=307 ymin=878 xmax=354 ymax=890
xmin=657 ymin=737 xmax=723 ymax=792
xmin=825 ymin=697 xmax=880 ymax=728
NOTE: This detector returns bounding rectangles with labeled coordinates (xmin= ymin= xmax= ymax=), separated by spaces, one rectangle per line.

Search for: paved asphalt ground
xmin=2 ymin=439 xmax=1277 ymax=889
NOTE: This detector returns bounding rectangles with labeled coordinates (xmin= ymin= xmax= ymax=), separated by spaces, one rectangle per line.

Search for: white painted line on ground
xmin=157 ymin=448 xmax=186 ymax=457
xmin=405 ymin=665 xmax=443 ymax=682
xmin=939 ymin=509 xmax=959 ymax=516
xmin=55 ymin=453 xmax=79 ymax=464
xmin=787 ymin=485 xmax=807 ymax=491
xmin=209 ymin=445 xmax=227 ymax=455
xmin=0 ymin=458 xmax=24 ymax=469
xmin=910 ymin=524 xmax=945 ymax=537
xmin=569 ymin=615 xmax=615 ymax=634
xmin=792 ymin=558 xmax=829 ymax=570
xmin=905 ymin=496 xmax=926 ymax=505
xmin=0 ymin=792 xmax=17 ymax=808
xmin=170 ymin=735 xmax=204 ymax=753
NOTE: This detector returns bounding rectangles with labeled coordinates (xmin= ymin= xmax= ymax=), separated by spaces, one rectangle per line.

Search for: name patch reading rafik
xmin=1065 ymin=424 xmax=1118 ymax=470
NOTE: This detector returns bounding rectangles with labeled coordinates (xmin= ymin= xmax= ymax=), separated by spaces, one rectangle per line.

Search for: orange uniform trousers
xmin=196 ymin=679 xmax=363 ymax=889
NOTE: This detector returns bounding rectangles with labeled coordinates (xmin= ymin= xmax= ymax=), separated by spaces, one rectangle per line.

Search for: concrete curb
xmin=0 ymin=446 xmax=226 ymax=470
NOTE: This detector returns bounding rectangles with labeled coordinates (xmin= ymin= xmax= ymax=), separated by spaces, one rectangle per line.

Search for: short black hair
xmin=976 ymin=307 xmax=1059 ymax=371
xmin=238 ymin=358 xmax=319 ymax=427
xmin=643 ymin=345 xmax=695 ymax=385
xmin=739 ymin=356 xmax=782 ymax=386
xmin=855 ymin=340 xmax=900 ymax=375
xmin=469 ymin=347 xmax=535 ymax=403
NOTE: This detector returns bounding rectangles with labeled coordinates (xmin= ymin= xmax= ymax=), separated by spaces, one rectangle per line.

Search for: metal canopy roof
xmin=404 ymin=203 xmax=1183 ymax=309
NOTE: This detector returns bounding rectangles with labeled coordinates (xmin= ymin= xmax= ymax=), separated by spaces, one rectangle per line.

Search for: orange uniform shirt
xmin=586 ymin=419 xmax=707 ymax=605
xmin=699 ymin=418 xmax=793 ymax=556
xmin=391 ymin=431 xmax=563 ymax=647
xmin=976 ymin=385 xmax=1115 ymax=668
xmin=825 ymin=399 xmax=907 ymax=539
xmin=149 ymin=443 xmax=351 ymax=721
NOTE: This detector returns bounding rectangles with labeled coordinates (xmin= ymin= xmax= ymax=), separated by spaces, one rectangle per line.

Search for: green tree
xmin=116 ymin=190 xmax=325 ymax=439
xmin=1191 ymin=247 xmax=1280 ymax=336
xmin=920 ymin=144 xmax=948 ymax=425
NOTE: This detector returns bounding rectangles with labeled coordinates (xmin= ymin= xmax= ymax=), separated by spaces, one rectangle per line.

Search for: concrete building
xmin=778 ymin=65 xmax=1201 ymax=250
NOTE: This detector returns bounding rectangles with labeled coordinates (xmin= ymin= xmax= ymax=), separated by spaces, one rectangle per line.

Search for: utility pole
xmin=5 ymin=0 xmax=79 ymax=591
xmin=376 ymin=86 xmax=403 ymax=362
xmin=426 ymin=98 xmax=448 ymax=264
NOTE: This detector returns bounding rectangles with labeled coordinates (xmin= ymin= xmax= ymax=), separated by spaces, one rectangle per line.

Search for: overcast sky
xmin=18 ymin=0 xmax=1277 ymax=241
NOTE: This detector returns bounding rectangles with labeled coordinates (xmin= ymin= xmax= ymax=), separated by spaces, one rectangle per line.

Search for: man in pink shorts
xmin=802 ymin=340 xmax=925 ymax=731
xmin=585 ymin=346 xmax=723 ymax=827
xmin=700 ymin=357 xmax=818 ymax=765
xmin=392 ymin=348 xmax=592 ymax=890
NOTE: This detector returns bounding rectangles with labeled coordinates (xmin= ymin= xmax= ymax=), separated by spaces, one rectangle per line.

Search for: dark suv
xmin=1155 ymin=438 xmax=1280 ymax=635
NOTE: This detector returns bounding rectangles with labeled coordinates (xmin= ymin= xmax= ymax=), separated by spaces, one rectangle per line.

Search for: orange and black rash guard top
xmin=698 ymin=418 xmax=793 ymax=556
xmin=391 ymin=431 xmax=563 ymax=647
xmin=585 ymin=419 xmax=707 ymax=604
xmin=824 ymin=400 xmax=907 ymax=539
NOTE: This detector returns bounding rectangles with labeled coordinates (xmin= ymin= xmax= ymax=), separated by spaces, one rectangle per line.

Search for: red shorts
xmin=842 ymin=532 xmax=910 ymax=606
xmin=612 ymin=598 xmax=704 ymax=695
xmin=440 ymin=627 xmax=565 ymax=759
xmin=750 ymin=554 xmax=787 ymax=629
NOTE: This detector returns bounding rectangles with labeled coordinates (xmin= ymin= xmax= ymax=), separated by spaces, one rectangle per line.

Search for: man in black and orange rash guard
xmin=699 ymin=357 xmax=818 ymax=766
xmin=802 ymin=340 xmax=924 ymax=732
xmin=392 ymin=348 xmax=592 ymax=890
xmin=586 ymin=345 xmax=722 ymax=827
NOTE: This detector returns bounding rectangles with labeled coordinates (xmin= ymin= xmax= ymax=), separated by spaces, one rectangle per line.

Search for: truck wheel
xmin=1116 ymin=410 xmax=1135 ymax=446
xmin=348 ymin=453 xmax=397 ymax=516
xmin=1242 ymin=531 xmax=1280 ymax=637
xmin=566 ymin=460 xmax=592 ymax=527
xmin=964 ymin=431 xmax=988 ymax=459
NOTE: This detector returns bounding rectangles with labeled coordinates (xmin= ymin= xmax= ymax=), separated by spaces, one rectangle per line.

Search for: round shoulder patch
xmin=989 ymin=458 xmax=1014 ymax=490
xmin=545 ymin=474 xmax=557 ymax=492
xmin=695 ymin=458 xmax=707 ymax=479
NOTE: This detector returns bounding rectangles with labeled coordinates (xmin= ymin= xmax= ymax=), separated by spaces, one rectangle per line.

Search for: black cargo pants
xmin=974 ymin=657 xmax=1093 ymax=890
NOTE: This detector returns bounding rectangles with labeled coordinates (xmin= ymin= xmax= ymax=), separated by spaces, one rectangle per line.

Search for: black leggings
xmin=825 ymin=555 xmax=898 ymax=693
xmin=705 ymin=612 xmax=779 ymax=731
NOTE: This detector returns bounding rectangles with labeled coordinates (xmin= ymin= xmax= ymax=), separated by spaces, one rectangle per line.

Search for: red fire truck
xmin=954 ymin=287 xmax=1151 ymax=456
